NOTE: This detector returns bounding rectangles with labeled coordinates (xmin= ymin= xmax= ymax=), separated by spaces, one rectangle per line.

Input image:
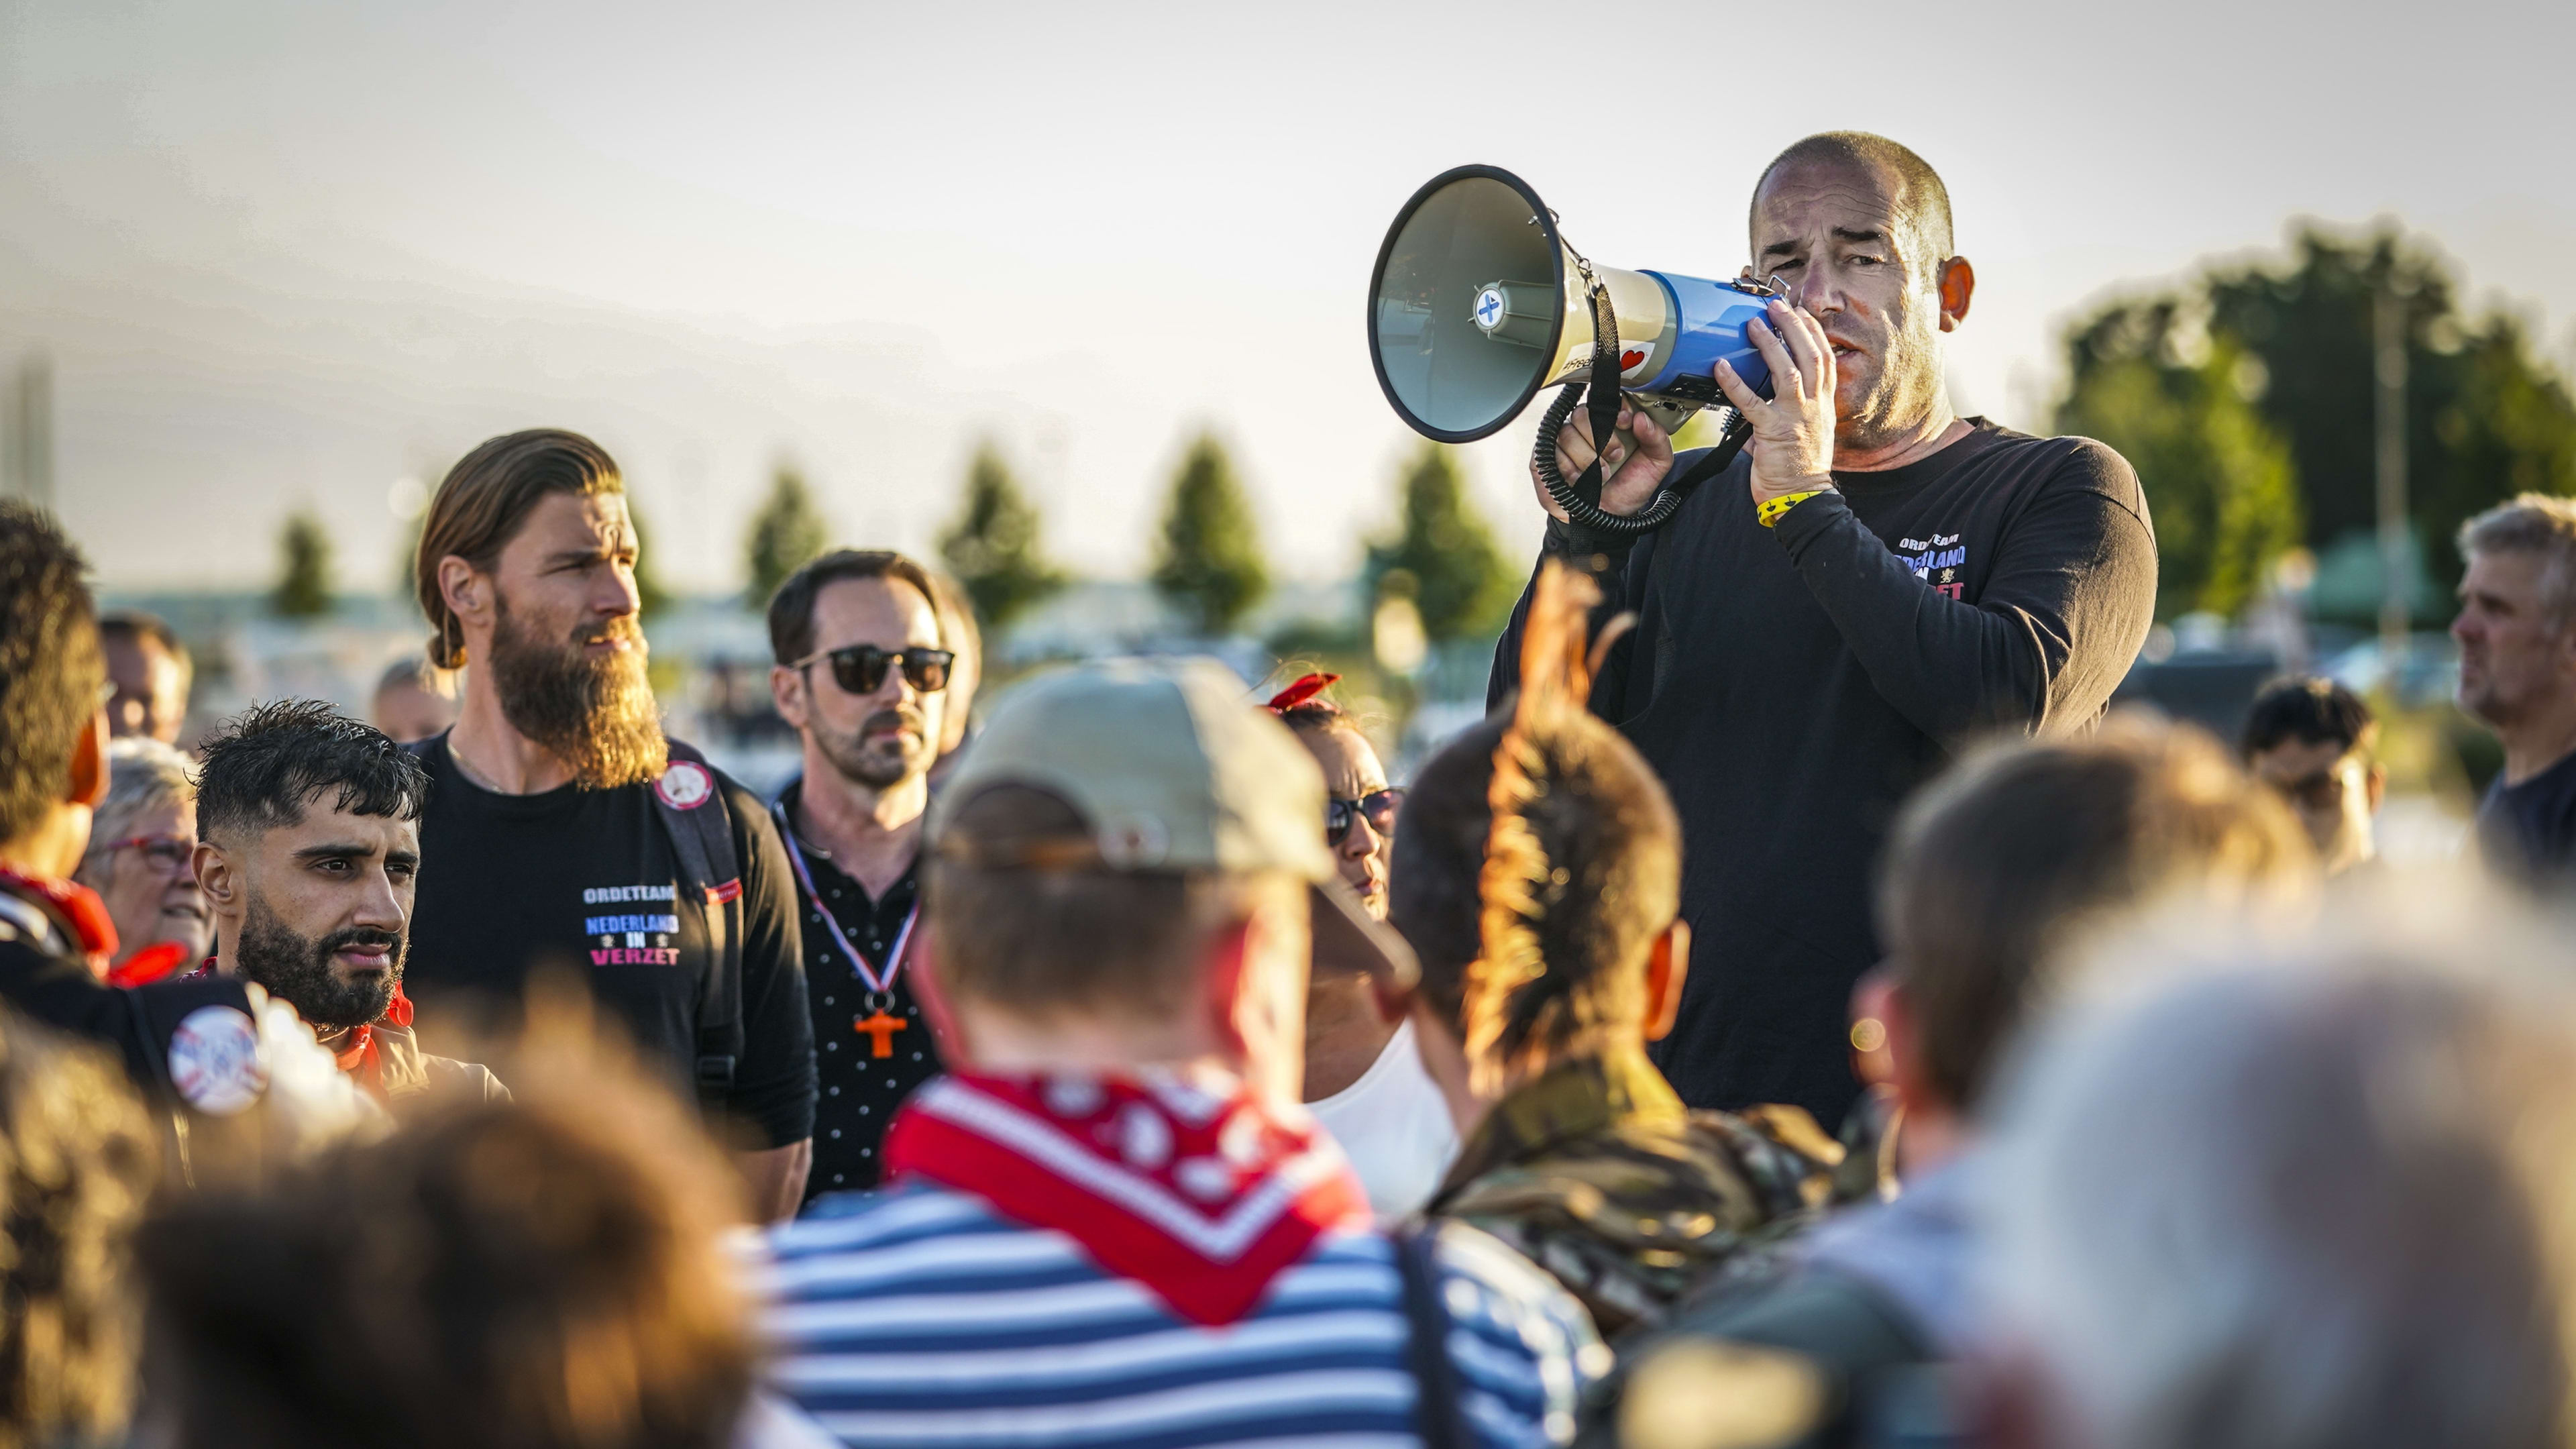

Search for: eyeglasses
xmin=793 ymin=645 xmax=955 ymax=697
xmin=95 ymin=834 xmax=196 ymax=875
xmin=1326 ymin=788 xmax=1403 ymax=847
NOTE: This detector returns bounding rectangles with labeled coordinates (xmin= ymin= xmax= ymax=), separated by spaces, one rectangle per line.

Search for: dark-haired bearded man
xmin=401 ymin=429 xmax=816 ymax=1220
xmin=1497 ymin=131 xmax=2157 ymax=1127
xmin=193 ymin=699 xmax=504 ymax=1108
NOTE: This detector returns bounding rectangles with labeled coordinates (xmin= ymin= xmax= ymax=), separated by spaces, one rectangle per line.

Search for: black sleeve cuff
xmin=1546 ymin=515 xmax=1640 ymax=571
xmin=1769 ymin=488 xmax=1853 ymax=561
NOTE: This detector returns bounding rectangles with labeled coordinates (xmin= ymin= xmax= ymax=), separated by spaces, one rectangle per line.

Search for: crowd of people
xmin=4 ymin=127 xmax=2576 ymax=1449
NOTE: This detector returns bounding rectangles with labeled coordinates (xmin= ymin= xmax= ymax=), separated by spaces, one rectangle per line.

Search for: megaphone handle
xmin=1537 ymin=390 xmax=1752 ymax=539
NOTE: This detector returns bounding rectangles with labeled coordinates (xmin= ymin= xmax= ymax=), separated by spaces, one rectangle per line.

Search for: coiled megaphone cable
xmin=1535 ymin=386 xmax=1755 ymax=537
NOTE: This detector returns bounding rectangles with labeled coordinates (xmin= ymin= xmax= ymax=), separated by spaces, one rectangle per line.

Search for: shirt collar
xmin=779 ymin=779 xmax=924 ymax=912
xmin=1435 ymin=1044 xmax=1686 ymax=1198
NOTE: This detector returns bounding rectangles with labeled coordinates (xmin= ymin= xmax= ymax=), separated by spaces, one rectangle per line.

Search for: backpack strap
xmin=653 ymin=740 xmax=745 ymax=1124
xmin=1395 ymin=1221 xmax=1469 ymax=1449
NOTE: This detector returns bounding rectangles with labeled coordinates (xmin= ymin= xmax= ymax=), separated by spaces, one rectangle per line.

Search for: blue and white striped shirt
xmin=759 ymin=1183 xmax=1605 ymax=1448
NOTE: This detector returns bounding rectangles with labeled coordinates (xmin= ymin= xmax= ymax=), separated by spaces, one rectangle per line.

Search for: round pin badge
xmin=655 ymin=761 xmax=715 ymax=810
xmin=168 ymin=1004 xmax=267 ymax=1116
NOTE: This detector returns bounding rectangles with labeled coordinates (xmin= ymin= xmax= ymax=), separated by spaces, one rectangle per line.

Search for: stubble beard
xmin=1833 ymin=294 xmax=1947 ymax=458
xmin=489 ymin=591 xmax=667 ymax=790
xmin=235 ymin=892 xmax=403 ymax=1029
xmin=816 ymin=707 xmax=934 ymax=793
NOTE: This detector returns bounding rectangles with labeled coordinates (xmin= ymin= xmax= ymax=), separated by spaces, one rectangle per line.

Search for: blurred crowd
xmin=9 ymin=437 xmax=2576 ymax=1449
xmin=9 ymin=129 xmax=2576 ymax=1449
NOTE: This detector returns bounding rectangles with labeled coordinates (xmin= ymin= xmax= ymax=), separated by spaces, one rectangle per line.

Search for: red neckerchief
xmin=105 ymin=942 xmax=193 ymax=987
xmin=885 ymin=1069 xmax=1369 ymax=1326
xmin=331 ymin=985 xmax=415 ymax=1103
xmin=0 ymin=865 xmax=119 ymax=973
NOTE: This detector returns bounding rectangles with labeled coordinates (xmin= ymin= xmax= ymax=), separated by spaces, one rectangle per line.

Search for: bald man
xmin=1491 ymin=131 xmax=2157 ymax=1127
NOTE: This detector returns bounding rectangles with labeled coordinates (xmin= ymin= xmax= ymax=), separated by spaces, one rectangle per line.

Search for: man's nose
xmin=598 ymin=566 xmax=641 ymax=616
xmin=354 ymin=868 xmax=408 ymax=930
xmin=1801 ymin=274 xmax=1844 ymax=316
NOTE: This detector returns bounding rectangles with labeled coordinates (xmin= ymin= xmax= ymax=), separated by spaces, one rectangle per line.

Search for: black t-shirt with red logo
xmin=402 ymin=734 xmax=816 ymax=1148
xmin=1491 ymin=419 xmax=2157 ymax=1126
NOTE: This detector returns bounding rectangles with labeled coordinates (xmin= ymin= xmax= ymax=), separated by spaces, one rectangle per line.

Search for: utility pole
xmin=5 ymin=352 xmax=52 ymax=509
xmin=2374 ymin=283 xmax=2409 ymax=671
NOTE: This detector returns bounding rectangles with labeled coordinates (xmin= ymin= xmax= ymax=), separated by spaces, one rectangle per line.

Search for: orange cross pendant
xmin=855 ymin=1010 xmax=907 ymax=1059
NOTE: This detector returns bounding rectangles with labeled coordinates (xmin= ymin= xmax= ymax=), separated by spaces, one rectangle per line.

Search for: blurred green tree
xmin=939 ymin=443 xmax=1067 ymax=629
xmin=1363 ymin=443 xmax=1515 ymax=641
xmin=1151 ymin=433 xmax=1269 ymax=637
xmin=745 ymin=463 xmax=830 ymax=609
xmin=272 ymin=510 xmax=335 ymax=618
xmin=2057 ymin=301 xmax=2301 ymax=620
xmin=2199 ymin=225 xmax=2576 ymax=591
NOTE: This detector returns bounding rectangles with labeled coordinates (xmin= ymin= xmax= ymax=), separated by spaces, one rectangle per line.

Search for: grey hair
xmin=86 ymin=737 xmax=196 ymax=858
xmin=374 ymin=653 xmax=456 ymax=700
xmin=1982 ymin=888 xmax=2576 ymax=1449
xmin=2460 ymin=493 xmax=2576 ymax=633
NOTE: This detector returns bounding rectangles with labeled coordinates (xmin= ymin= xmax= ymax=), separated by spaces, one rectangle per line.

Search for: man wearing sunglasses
xmin=766 ymin=549 xmax=960 ymax=1202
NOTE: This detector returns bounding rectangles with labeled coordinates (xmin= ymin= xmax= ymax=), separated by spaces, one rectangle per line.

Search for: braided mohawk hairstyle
xmin=1463 ymin=562 xmax=1670 ymax=1094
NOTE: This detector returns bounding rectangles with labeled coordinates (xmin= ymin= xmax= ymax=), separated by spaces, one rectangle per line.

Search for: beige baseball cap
xmin=928 ymin=656 xmax=1417 ymax=988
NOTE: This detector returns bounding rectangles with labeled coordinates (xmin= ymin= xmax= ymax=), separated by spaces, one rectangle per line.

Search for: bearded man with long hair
xmin=400 ymin=429 xmax=816 ymax=1221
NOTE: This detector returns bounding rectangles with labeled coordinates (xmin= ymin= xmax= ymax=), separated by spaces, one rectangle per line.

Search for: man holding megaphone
xmin=1487 ymin=132 xmax=2157 ymax=1129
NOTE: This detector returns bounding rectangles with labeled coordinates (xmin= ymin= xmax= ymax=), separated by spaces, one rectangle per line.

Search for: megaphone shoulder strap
xmin=1542 ymin=258 xmax=1754 ymax=547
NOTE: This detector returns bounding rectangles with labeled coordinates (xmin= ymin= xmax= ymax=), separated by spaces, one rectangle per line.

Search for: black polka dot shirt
xmin=788 ymin=824 xmax=941 ymax=1205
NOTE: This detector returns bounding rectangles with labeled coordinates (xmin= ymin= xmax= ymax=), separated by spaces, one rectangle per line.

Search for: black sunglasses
xmin=794 ymin=644 xmax=955 ymax=696
xmin=1326 ymin=788 xmax=1403 ymax=847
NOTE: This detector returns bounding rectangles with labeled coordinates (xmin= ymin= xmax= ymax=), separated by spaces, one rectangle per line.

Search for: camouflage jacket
xmin=1424 ymin=1047 xmax=1849 ymax=1339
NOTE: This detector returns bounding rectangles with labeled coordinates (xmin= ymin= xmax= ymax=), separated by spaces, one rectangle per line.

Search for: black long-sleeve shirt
xmin=1491 ymin=420 xmax=2156 ymax=1124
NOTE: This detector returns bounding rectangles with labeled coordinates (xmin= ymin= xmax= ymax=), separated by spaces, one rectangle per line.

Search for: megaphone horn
xmin=1367 ymin=164 xmax=1777 ymax=535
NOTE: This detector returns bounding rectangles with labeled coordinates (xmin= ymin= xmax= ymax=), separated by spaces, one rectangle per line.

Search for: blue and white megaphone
xmin=1368 ymin=164 xmax=1778 ymax=535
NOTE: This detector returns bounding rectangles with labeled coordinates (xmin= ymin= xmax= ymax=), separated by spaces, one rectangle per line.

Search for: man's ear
xmin=770 ymin=663 xmax=812 ymax=733
xmin=1200 ymin=915 xmax=1256 ymax=1065
xmin=1643 ymin=919 xmax=1692 ymax=1043
xmin=437 ymin=555 xmax=490 ymax=645
xmin=68 ymin=708 xmax=109 ymax=810
xmin=193 ymin=837 xmax=244 ymax=935
xmin=1868 ymin=973 xmax=1946 ymax=1120
xmin=1849 ymin=967 xmax=1902 ymax=1089
xmin=1938 ymin=255 xmax=1976 ymax=330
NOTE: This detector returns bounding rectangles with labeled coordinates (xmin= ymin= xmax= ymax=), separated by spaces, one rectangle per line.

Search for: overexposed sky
xmin=4 ymin=0 xmax=2571 ymax=591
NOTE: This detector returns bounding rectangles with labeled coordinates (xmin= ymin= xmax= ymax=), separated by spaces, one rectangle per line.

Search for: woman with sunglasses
xmin=72 ymin=737 xmax=211 ymax=981
xmin=1267 ymin=673 xmax=1456 ymax=1217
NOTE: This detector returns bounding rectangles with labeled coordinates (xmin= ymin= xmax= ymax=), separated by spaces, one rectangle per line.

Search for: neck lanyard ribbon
xmin=771 ymin=798 xmax=918 ymax=998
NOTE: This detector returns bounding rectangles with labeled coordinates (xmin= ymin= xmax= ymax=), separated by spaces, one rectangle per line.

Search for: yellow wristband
xmin=1757 ymin=490 xmax=1825 ymax=529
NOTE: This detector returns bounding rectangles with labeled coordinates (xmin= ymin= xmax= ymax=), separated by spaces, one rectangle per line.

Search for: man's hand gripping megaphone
xmin=1531 ymin=282 xmax=1841 ymax=525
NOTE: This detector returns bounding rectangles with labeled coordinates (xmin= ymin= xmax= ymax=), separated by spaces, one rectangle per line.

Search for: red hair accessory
xmin=1264 ymin=673 xmax=1340 ymax=714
